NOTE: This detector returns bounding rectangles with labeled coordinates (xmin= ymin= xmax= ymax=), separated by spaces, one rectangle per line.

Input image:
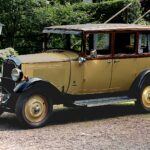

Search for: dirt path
xmin=0 ymin=105 xmax=149 ymax=150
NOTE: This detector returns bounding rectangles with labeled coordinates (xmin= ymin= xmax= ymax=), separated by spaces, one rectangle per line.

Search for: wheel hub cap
xmin=142 ymin=86 xmax=150 ymax=108
xmin=147 ymin=94 xmax=150 ymax=100
xmin=33 ymin=106 xmax=41 ymax=114
xmin=24 ymin=95 xmax=48 ymax=123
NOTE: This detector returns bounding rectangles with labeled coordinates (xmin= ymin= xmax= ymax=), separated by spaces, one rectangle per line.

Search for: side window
xmin=115 ymin=33 xmax=136 ymax=54
xmin=86 ymin=33 xmax=111 ymax=55
xmin=70 ymin=34 xmax=82 ymax=52
xmin=138 ymin=33 xmax=150 ymax=54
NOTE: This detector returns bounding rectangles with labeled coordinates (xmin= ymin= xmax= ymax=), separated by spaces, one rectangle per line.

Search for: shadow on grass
xmin=0 ymin=104 xmax=148 ymax=130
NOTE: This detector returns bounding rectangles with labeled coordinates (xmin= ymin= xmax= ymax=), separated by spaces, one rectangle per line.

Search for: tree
xmin=0 ymin=0 xmax=142 ymax=54
xmin=0 ymin=0 xmax=47 ymax=48
xmin=141 ymin=0 xmax=150 ymax=22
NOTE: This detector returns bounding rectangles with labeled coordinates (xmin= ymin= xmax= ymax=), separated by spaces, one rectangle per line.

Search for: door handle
xmin=114 ymin=60 xmax=120 ymax=63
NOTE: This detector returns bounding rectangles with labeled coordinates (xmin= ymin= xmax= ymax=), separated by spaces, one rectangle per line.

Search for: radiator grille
xmin=1 ymin=60 xmax=16 ymax=93
xmin=2 ymin=60 xmax=16 ymax=78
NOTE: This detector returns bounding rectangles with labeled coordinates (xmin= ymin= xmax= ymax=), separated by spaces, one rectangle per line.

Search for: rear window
xmin=115 ymin=33 xmax=136 ymax=54
xmin=138 ymin=33 xmax=150 ymax=54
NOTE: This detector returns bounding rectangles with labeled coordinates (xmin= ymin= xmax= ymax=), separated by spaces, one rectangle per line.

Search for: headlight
xmin=11 ymin=68 xmax=23 ymax=82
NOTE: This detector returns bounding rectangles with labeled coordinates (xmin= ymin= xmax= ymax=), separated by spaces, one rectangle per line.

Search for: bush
xmin=73 ymin=0 xmax=141 ymax=23
xmin=0 ymin=47 xmax=18 ymax=65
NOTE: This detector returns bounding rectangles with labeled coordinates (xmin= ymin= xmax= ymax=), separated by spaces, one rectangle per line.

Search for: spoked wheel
xmin=15 ymin=85 xmax=53 ymax=128
xmin=136 ymin=85 xmax=150 ymax=112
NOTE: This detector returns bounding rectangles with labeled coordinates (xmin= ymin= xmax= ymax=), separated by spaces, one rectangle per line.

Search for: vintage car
xmin=0 ymin=24 xmax=150 ymax=128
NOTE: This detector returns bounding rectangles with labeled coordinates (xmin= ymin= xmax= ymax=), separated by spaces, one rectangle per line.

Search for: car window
xmin=86 ymin=33 xmax=111 ymax=55
xmin=115 ymin=33 xmax=136 ymax=54
xmin=47 ymin=33 xmax=66 ymax=49
xmin=46 ymin=33 xmax=82 ymax=52
xmin=70 ymin=34 xmax=82 ymax=52
xmin=138 ymin=33 xmax=150 ymax=54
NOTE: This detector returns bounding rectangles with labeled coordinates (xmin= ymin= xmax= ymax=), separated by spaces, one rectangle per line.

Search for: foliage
xmin=0 ymin=0 xmax=142 ymax=54
xmin=47 ymin=0 xmax=82 ymax=5
xmin=0 ymin=0 xmax=47 ymax=49
xmin=73 ymin=0 xmax=141 ymax=23
xmin=34 ymin=4 xmax=91 ymax=27
xmin=0 ymin=47 xmax=18 ymax=64
xmin=141 ymin=0 xmax=150 ymax=22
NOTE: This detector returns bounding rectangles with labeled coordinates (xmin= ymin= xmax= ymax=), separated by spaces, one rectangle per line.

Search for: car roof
xmin=43 ymin=23 xmax=150 ymax=34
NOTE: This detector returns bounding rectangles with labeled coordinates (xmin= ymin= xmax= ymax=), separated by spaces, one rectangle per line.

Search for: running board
xmin=73 ymin=96 xmax=137 ymax=107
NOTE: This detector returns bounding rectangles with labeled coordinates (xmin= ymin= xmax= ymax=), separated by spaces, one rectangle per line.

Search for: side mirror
xmin=78 ymin=57 xmax=86 ymax=64
xmin=90 ymin=50 xmax=97 ymax=58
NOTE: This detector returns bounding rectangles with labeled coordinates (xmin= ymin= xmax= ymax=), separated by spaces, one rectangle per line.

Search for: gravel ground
xmin=0 ymin=104 xmax=149 ymax=150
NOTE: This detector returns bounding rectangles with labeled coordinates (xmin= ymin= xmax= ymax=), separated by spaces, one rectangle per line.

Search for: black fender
xmin=13 ymin=78 xmax=64 ymax=104
xmin=14 ymin=78 xmax=42 ymax=93
xmin=130 ymin=69 xmax=150 ymax=98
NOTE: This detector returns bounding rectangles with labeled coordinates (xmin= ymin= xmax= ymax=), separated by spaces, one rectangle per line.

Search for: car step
xmin=73 ymin=96 xmax=137 ymax=107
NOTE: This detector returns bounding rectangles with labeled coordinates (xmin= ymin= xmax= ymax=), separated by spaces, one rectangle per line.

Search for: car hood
xmin=18 ymin=51 xmax=79 ymax=64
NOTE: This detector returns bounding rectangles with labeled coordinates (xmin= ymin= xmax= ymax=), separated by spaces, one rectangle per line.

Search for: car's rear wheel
xmin=15 ymin=86 xmax=53 ymax=128
xmin=136 ymin=85 xmax=150 ymax=112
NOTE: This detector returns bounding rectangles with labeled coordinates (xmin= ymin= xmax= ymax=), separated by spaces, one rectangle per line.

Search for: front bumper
xmin=0 ymin=77 xmax=18 ymax=112
xmin=0 ymin=91 xmax=10 ymax=106
xmin=0 ymin=84 xmax=12 ymax=112
xmin=0 ymin=90 xmax=18 ymax=112
xmin=0 ymin=56 xmax=21 ymax=111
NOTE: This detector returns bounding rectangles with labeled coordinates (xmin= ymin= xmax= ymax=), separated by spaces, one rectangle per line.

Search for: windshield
xmin=46 ymin=33 xmax=82 ymax=52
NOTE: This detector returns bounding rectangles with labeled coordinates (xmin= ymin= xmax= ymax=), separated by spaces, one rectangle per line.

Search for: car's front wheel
xmin=15 ymin=86 xmax=53 ymax=128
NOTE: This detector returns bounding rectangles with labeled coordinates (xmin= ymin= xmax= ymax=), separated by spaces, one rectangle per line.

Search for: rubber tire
xmin=136 ymin=85 xmax=150 ymax=112
xmin=15 ymin=84 xmax=53 ymax=128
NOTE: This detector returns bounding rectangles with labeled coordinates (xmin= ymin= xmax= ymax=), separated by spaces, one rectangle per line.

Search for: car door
xmin=67 ymin=32 xmax=113 ymax=95
xmin=82 ymin=58 xmax=113 ymax=94
xmin=81 ymin=32 xmax=113 ymax=94
xmin=110 ymin=32 xmax=138 ymax=91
